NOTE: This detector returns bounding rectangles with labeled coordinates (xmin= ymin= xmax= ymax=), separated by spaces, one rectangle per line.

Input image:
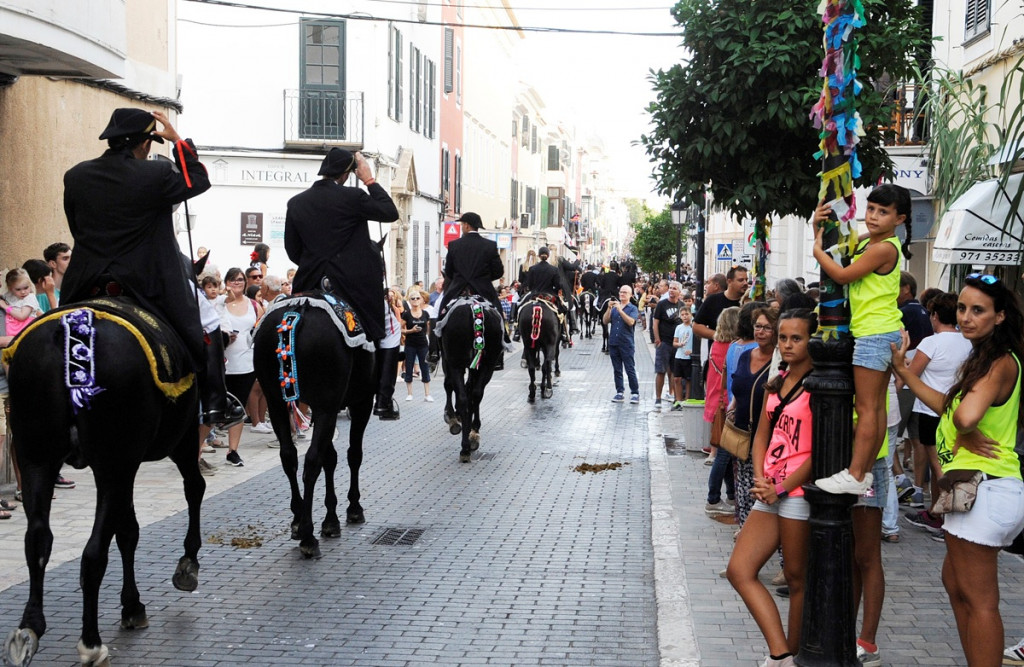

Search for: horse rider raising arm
xmin=284 ymin=148 xmax=399 ymax=343
xmin=61 ymin=108 xmax=241 ymax=425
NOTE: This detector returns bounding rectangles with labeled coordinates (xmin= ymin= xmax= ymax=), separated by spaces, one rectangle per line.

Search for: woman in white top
xmin=218 ymin=267 xmax=265 ymax=466
xmin=903 ymin=292 xmax=973 ymax=523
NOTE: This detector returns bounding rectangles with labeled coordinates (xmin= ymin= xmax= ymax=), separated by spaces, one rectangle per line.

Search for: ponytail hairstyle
xmin=252 ymin=243 xmax=270 ymax=266
xmin=944 ymin=275 xmax=1024 ymax=429
xmin=867 ymin=183 xmax=913 ymax=259
xmin=764 ymin=308 xmax=818 ymax=394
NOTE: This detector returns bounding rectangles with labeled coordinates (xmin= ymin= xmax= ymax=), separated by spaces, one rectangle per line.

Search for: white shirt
xmin=912 ymin=330 xmax=973 ymax=417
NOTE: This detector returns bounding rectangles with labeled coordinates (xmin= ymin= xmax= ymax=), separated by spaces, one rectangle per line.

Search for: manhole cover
xmin=371 ymin=528 xmax=425 ymax=546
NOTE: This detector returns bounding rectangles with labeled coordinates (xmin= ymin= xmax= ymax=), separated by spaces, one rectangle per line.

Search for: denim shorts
xmin=752 ymin=495 xmax=811 ymax=521
xmin=944 ymin=476 xmax=1024 ymax=548
xmin=854 ymin=455 xmax=890 ymax=510
xmin=852 ymin=330 xmax=903 ymax=372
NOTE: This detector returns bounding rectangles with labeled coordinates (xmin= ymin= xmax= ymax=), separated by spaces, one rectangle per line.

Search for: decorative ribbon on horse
xmin=62 ymin=309 xmax=106 ymax=414
xmin=470 ymin=303 xmax=485 ymax=370
xmin=276 ymin=311 xmax=302 ymax=402
xmin=530 ymin=305 xmax=543 ymax=347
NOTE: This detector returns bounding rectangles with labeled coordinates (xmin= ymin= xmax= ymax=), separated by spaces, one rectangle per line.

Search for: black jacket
xmin=440 ymin=232 xmax=503 ymax=311
xmin=525 ymin=259 xmax=561 ymax=297
xmin=596 ymin=270 xmax=625 ymax=302
xmin=62 ymin=140 xmax=210 ymax=365
xmin=580 ymin=270 xmax=599 ymax=292
xmin=285 ymin=179 xmax=399 ymax=341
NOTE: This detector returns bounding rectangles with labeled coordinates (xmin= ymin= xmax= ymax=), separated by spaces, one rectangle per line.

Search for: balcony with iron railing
xmin=881 ymin=81 xmax=927 ymax=147
xmin=283 ymin=89 xmax=363 ymax=149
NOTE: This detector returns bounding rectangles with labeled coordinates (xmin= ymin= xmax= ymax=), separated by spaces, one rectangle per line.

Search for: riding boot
xmin=569 ymin=310 xmax=580 ymax=335
xmin=200 ymin=329 xmax=246 ymax=427
xmin=512 ymin=328 xmax=521 ymax=342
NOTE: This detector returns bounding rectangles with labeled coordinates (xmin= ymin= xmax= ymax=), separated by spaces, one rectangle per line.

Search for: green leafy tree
xmin=629 ymin=206 xmax=680 ymax=273
xmin=641 ymin=0 xmax=930 ymax=221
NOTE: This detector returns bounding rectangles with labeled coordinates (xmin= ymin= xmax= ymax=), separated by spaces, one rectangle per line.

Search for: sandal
xmin=0 ymin=499 xmax=16 ymax=511
xmin=882 ymin=533 xmax=900 ymax=543
xmin=13 ymin=490 xmax=22 ymax=502
xmin=0 ymin=510 xmax=9 ymax=520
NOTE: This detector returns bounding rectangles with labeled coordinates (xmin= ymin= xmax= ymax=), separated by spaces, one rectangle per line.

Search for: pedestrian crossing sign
xmin=716 ymin=243 xmax=734 ymax=262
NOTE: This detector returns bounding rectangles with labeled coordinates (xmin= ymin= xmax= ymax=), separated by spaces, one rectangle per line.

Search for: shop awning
xmin=932 ymin=173 xmax=1024 ymax=265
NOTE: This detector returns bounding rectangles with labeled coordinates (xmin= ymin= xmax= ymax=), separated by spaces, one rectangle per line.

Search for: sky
xmin=493 ymin=0 xmax=684 ymax=206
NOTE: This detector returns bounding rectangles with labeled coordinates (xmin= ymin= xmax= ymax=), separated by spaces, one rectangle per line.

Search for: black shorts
xmin=916 ymin=413 xmax=940 ymax=447
xmin=673 ymin=357 xmax=692 ymax=380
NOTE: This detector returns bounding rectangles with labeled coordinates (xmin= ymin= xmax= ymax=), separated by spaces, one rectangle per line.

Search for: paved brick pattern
xmin=0 ymin=333 xmax=662 ymax=665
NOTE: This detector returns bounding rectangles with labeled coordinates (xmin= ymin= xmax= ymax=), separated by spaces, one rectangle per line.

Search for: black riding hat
xmin=318 ymin=148 xmax=357 ymax=177
xmin=99 ymin=108 xmax=164 ymax=144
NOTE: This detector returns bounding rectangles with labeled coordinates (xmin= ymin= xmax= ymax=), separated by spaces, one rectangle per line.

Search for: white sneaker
xmin=424 ymin=395 xmax=434 ymax=402
xmin=856 ymin=643 xmax=881 ymax=667
xmin=250 ymin=422 xmax=274 ymax=434
xmin=815 ymin=468 xmax=873 ymax=495
xmin=1005 ymin=636 xmax=1024 ymax=665
xmin=405 ymin=394 xmax=413 ymax=402
xmin=760 ymin=656 xmax=796 ymax=667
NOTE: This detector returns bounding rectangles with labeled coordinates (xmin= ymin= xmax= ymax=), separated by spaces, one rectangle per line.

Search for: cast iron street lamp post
xmin=671 ymin=201 xmax=686 ymax=281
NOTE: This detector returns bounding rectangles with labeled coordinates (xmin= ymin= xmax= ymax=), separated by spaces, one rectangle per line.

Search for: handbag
xmin=931 ymin=469 xmax=983 ymax=515
xmin=719 ymin=359 xmax=770 ymax=462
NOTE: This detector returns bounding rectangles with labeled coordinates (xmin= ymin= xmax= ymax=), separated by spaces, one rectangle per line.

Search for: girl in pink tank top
xmin=726 ymin=308 xmax=817 ymax=667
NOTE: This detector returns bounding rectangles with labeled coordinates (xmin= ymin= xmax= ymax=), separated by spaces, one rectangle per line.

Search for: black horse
xmin=517 ymin=297 xmax=560 ymax=402
xmin=438 ymin=298 xmax=503 ymax=462
xmin=580 ymin=290 xmax=598 ymax=339
xmin=3 ymin=301 xmax=203 ymax=667
xmin=252 ymin=299 xmax=374 ymax=560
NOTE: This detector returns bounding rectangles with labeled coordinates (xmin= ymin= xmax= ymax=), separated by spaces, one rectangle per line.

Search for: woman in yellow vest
xmin=891 ymin=273 xmax=1024 ymax=666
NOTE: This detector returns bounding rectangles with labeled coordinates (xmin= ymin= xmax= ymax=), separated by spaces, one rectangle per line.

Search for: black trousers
xmin=375 ymin=345 xmax=401 ymax=407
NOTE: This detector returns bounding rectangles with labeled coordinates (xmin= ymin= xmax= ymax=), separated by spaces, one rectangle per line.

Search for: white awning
xmin=932 ymin=173 xmax=1024 ymax=265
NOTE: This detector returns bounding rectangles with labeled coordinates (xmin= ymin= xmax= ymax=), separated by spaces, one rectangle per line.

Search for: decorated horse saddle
xmin=433 ymin=295 xmax=497 ymax=338
xmin=2 ymin=298 xmax=194 ymax=407
xmin=257 ymin=291 xmax=376 ymax=354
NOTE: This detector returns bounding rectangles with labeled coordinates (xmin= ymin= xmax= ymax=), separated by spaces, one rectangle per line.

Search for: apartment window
xmin=388 ymin=25 xmax=403 ymax=122
xmin=409 ymin=45 xmax=421 ymax=132
xmin=423 ymin=221 xmax=431 ymax=282
xmin=531 ymin=126 xmax=538 ymax=154
xmin=510 ymin=178 xmax=519 ymax=220
xmin=455 ymin=44 xmax=462 ymax=105
xmin=521 ymin=116 xmax=529 ymax=147
xmin=412 ymin=220 xmax=421 ymax=283
xmin=443 ymin=28 xmax=454 ymax=94
xmin=964 ymin=0 xmax=990 ymax=42
xmin=422 ymin=58 xmax=434 ymax=138
xmin=427 ymin=60 xmax=437 ymax=138
xmin=441 ymin=148 xmax=451 ymax=209
xmin=454 ymin=154 xmax=463 ymax=214
xmin=547 ymin=145 xmax=560 ymax=171
xmin=299 ymin=20 xmax=346 ymax=139
xmin=525 ymin=185 xmax=537 ymax=218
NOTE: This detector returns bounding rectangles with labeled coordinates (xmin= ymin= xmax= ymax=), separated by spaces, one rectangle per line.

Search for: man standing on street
xmin=652 ymin=281 xmax=684 ymax=411
xmin=604 ymin=284 xmax=640 ymax=404
xmin=693 ymin=266 xmax=747 ymax=347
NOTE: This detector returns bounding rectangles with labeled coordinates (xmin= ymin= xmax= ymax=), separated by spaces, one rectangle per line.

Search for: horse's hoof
xmin=554 ymin=370 xmax=561 ymax=377
xmin=172 ymin=555 xmax=199 ymax=592
xmin=321 ymin=520 xmax=342 ymax=538
xmin=76 ymin=639 xmax=110 ymax=667
xmin=299 ymin=540 xmax=322 ymax=560
xmin=468 ymin=430 xmax=480 ymax=451
xmin=449 ymin=421 xmax=462 ymax=435
xmin=120 ymin=604 xmax=149 ymax=630
xmin=542 ymin=388 xmax=553 ymax=399
xmin=346 ymin=510 xmax=365 ymax=525
xmin=4 ymin=628 xmax=39 ymax=667
xmin=290 ymin=522 xmax=301 ymax=540
xmin=459 ymin=451 xmax=472 ymax=463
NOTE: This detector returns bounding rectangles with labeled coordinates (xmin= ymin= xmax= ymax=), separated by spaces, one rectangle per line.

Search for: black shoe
xmin=775 ymin=586 xmax=789 ymax=598
xmin=512 ymin=331 xmax=521 ymax=342
xmin=494 ymin=357 xmax=504 ymax=371
xmin=225 ymin=450 xmax=244 ymax=467
xmin=378 ymin=399 xmax=400 ymax=421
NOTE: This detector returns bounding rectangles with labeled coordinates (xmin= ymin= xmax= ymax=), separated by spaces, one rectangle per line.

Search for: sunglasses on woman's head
xmin=966 ymin=273 xmax=999 ymax=285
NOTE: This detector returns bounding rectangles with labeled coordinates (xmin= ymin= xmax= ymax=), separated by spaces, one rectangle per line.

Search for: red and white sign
xmin=443 ymin=221 xmax=461 ymax=248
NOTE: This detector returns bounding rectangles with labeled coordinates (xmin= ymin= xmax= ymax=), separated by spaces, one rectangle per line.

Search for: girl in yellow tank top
xmin=810 ymin=184 xmax=914 ymax=496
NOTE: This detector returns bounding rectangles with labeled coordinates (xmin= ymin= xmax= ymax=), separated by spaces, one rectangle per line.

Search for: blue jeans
xmin=403 ymin=343 xmax=430 ymax=383
xmin=608 ymin=344 xmax=639 ymax=394
xmin=707 ymin=447 xmax=735 ymax=504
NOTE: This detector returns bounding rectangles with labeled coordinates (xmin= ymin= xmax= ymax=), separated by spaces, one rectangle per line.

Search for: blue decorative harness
xmin=275 ymin=312 xmax=302 ymax=403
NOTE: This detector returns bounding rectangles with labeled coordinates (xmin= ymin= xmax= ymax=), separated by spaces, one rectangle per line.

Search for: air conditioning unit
xmin=520 ymin=212 xmax=532 ymax=228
